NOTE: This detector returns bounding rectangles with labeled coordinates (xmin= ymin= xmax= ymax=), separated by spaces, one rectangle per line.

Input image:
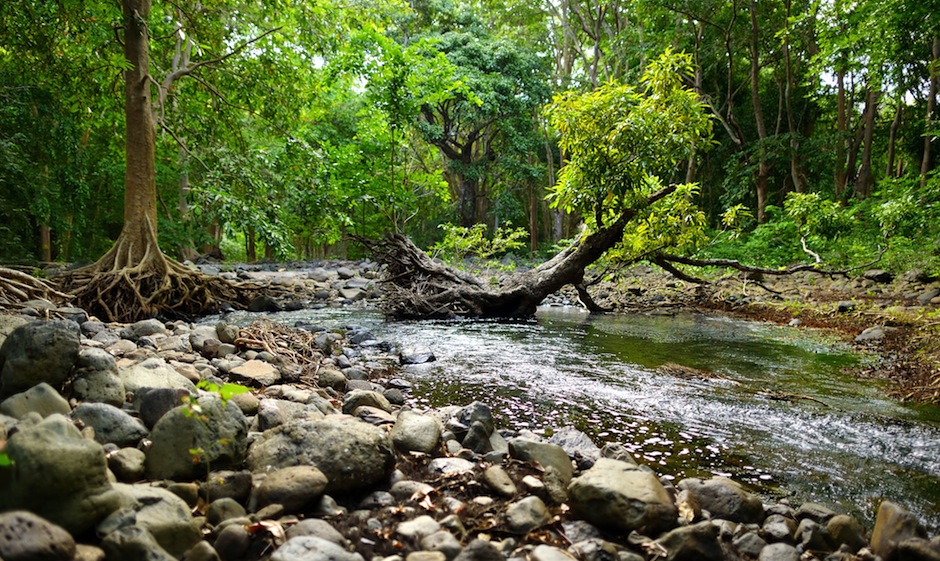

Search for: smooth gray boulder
xmin=0 ymin=414 xmax=120 ymax=535
xmin=392 ymin=410 xmax=442 ymax=454
xmin=100 ymin=526 xmax=176 ymax=561
xmin=247 ymin=416 xmax=395 ymax=493
xmin=871 ymin=500 xmax=927 ymax=560
xmin=271 ymin=536 xmax=365 ymax=561
xmin=342 ymin=389 xmax=392 ymax=414
xmin=567 ymin=458 xmax=677 ymax=534
xmin=286 ymin=519 xmax=349 ymax=545
xmin=108 ymin=447 xmax=148 ymax=482
xmin=0 ymin=510 xmax=76 ymax=561
xmin=547 ymin=426 xmax=602 ymax=467
xmin=509 ymin=437 xmax=574 ymax=484
xmin=676 ymin=477 xmax=764 ymax=524
xmin=101 ymin=483 xmax=201 ymax=558
xmin=826 ymin=514 xmax=868 ymax=553
xmin=653 ymin=521 xmax=723 ymax=561
xmin=71 ymin=402 xmax=148 ymax=446
xmin=72 ymin=348 xmax=125 ymax=407
xmin=145 ymin=394 xmax=248 ymax=480
xmin=505 ymin=495 xmax=550 ymax=533
xmin=230 ymin=359 xmax=281 ymax=387
xmin=0 ymin=320 xmax=80 ymax=398
xmin=250 ymin=466 xmax=329 ymax=514
xmin=120 ymin=318 xmax=168 ymax=340
xmin=119 ymin=357 xmax=197 ymax=394
xmin=757 ymin=543 xmax=800 ymax=561
xmin=0 ymin=382 xmax=71 ymax=419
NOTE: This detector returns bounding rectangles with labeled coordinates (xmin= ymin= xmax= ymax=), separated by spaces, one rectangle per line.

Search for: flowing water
xmin=223 ymin=305 xmax=940 ymax=530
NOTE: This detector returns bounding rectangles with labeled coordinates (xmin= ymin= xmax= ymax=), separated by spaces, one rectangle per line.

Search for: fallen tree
xmin=366 ymin=53 xmax=853 ymax=320
xmin=366 ymin=53 xmax=712 ymax=319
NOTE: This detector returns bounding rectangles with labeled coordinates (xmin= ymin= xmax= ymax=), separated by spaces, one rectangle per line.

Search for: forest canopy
xmin=1 ymin=0 xmax=939 ymax=276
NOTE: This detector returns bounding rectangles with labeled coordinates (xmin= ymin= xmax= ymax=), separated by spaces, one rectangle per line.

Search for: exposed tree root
xmin=0 ymin=267 xmax=73 ymax=308
xmin=58 ymin=232 xmax=243 ymax=322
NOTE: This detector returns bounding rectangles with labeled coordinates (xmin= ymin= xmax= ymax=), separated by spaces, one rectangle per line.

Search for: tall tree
xmin=61 ymin=0 xmax=238 ymax=321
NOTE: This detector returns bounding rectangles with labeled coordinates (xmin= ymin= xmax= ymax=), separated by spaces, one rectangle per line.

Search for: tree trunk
xmin=57 ymin=0 xmax=240 ymax=321
xmin=39 ymin=225 xmax=52 ymax=262
xmin=749 ymin=0 xmax=771 ymax=222
xmin=886 ymin=98 xmax=903 ymax=178
xmin=835 ymin=68 xmax=848 ymax=197
xmin=922 ymin=36 xmax=940 ymax=187
xmin=783 ymin=0 xmax=805 ymax=193
xmin=855 ymin=86 xmax=879 ymax=199
xmin=122 ymin=0 xmax=159 ymax=249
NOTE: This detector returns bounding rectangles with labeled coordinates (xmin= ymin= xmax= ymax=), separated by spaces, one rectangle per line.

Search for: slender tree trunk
xmin=835 ymin=69 xmax=848 ymax=197
xmin=887 ymin=98 xmax=903 ymax=178
xmin=246 ymin=228 xmax=257 ymax=263
xmin=854 ymin=86 xmax=879 ymax=199
xmin=783 ymin=0 xmax=804 ymax=193
xmin=922 ymin=37 xmax=940 ymax=187
xmin=749 ymin=0 xmax=771 ymax=222
xmin=39 ymin=225 xmax=52 ymax=262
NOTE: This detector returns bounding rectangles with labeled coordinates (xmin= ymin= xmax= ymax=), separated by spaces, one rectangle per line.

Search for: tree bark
xmin=749 ymin=0 xmax=771 ymax=222
xmin=922 ymin=36 xmax=940 ymax=187
xmin=122 ymin=0 xmax=159 ymax=250
xmin=855 ymin=86 xmax=879 ymax=199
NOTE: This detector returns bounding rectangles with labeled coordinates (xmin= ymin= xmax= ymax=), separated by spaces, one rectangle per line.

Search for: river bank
xmin=0 ymin=261 xmax=938 ymax=560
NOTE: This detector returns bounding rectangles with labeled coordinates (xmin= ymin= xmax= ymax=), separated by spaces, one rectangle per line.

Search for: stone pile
xmin=0 ymin=264 xmax=938 ymax=561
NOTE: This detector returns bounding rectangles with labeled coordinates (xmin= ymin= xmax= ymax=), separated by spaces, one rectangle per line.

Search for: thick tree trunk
xmin=57 ymin=0 xmax=241 ymax=321
xmin=122 ymin=0 xmax=159 ymax=253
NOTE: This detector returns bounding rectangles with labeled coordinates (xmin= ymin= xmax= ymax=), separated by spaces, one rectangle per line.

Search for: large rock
xmin=653 ymin=521 xmax=723 ymax=561
xmin=250 ymin=466 xmax=329 ymax=514
xmin=118 ymin=357 xmax=197 ymax=395
xmin=0 ymin=320 xmax=80 ymax=398
xmin=100 ymin=483 xmax=201 ymax=558
xmin=247 ymin=416 xmax=395 ymax=493
xmin=100 ymin=526 xmax=176 ymax=561
xmin=391 ymin=410 xmax=442 ymax=454
xmin=230 ymin=359 xmax=281 ymax=387
xmin=567 ymin=458 xmax=677 ymax=534
xmin=0 ymin=414 xmax=120 ymax=535
xmin=870 ymin=500 xmax=927 ymax=560
xmin=547 ymin=426 xmax=602 ymax=467
xmin=271 ymin=536 xmax=365 ymax=561
xmin=71 ymin=402 xmax=148 ymax=447
xmin=72 ymin=348 xmax=125 ymax=407
xmin=509 ymin=437 xmax=573 ymax=484
xmin=0 ymin=382 xmax=71 ymax=419
xmin=0 ymin=510 xmax=76 ymax=561
xmin=676 ymin=477 xmax=764 ymax=524
xmin=145 ymin=394 xmax=248 ymax=480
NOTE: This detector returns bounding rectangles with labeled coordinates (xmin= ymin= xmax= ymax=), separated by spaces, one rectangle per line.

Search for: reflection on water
xmin=221 ymin=305 xmax=940 ymax=530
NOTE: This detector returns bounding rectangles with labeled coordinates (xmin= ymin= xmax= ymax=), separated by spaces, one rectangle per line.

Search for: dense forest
xmin=1 ymin=0 xmax=939 ymax=277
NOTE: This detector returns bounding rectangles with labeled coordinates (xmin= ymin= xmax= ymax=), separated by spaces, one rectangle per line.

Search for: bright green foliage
xmin=546 ymin=50 xmax=713 ymax=262
xmin=431 ymin=222 xmax=528 ymax=262
xmin=547 ymin=51 xmax=711 ymax=229
xmin=196 ymin=380 xmax=250 ymax=403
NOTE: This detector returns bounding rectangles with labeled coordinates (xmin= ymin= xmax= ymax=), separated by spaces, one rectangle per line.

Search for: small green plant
xmin=180 ymin=380 xmax=250 ymax=472
xmin=0 ymin=451 xmax=12 ymax=467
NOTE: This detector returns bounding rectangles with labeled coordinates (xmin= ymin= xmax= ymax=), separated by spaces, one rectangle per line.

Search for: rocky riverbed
xmin=1 ymin=261 xmax=939 ymax=561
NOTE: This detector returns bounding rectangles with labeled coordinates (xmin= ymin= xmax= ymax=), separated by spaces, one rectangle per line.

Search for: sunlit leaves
xmin=546 ymin=51 xmax=712 ymax=230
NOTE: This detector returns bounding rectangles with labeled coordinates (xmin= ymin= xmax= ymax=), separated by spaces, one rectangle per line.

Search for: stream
xmin=221 ymin=305 xmax=940 ymax=530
